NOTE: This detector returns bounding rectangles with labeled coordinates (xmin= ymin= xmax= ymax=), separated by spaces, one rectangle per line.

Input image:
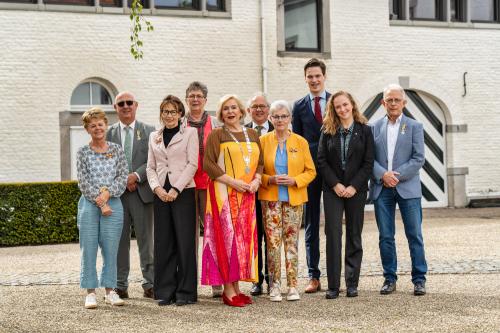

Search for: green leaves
xmin=130 ymin=0 xmax=154 ymax=60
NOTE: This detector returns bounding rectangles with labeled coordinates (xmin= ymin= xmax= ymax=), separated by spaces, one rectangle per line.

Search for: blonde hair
xmin=323 ymin=91 xmax=367 ymax=135
xmin=82 ymin=107 xmax=108 ymax=129
xmin=216 ymin=94 xmax=246 ymax=123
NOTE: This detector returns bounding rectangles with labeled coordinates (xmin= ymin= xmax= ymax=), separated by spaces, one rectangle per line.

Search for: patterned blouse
xmin=76 ymin=142 xmax=128 ymax=203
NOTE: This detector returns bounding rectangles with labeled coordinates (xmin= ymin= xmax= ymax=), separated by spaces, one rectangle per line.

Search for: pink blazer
xmin=146 ymin=125 xmax=199 ymax=193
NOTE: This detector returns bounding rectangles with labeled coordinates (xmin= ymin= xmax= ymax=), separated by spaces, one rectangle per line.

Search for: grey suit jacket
xmin=369 ymin=114 xmax=425 ymax=201
xmin=106 ymin=120 xmax=155 ymax=204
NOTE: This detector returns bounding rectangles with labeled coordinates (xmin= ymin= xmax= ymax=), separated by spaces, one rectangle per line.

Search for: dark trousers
xmin=324 ymin=190 xmax=366 ymax=290
xmin=153 ymin=187 xmax=197 ymax=302
xmin=305 ymin=173 xmax=323 ymax=279
xmin=255 ymin=199 xmax=269 ymax=286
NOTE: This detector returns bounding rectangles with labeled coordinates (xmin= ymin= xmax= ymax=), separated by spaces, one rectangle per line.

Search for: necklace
xmin=224 ymin=126 xmax=253 ymax=174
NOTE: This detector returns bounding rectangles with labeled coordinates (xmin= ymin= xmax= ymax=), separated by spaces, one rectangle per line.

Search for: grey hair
xmin=246 ymin=92 xmax=269 ymax=108
xmin=383 ymin=84 xmax=406 ymax=100
xmin=269 ymin=100 xmax=291 ymax=116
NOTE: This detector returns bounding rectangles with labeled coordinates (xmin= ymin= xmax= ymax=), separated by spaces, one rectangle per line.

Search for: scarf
xmin=187 ymin=111 xmax=209 ymax=156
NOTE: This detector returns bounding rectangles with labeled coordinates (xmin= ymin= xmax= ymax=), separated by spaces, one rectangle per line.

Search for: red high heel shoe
xmin=237 ymin=293 xmax=252 ymax=304
xmin=222 ymin=293 xmax=246 ymax=307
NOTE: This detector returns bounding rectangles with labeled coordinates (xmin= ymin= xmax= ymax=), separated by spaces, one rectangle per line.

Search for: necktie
xmin=255 ymin=125 xmax=264 ymax=137
xmin=314 ymin=96 xmax=323 ymax=124
xmin=124 ymin=126 xmax=132 ymax=172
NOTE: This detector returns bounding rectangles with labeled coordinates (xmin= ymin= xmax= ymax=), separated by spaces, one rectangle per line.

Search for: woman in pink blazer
xmin=146 ymin=95 xmax=199 ymax=306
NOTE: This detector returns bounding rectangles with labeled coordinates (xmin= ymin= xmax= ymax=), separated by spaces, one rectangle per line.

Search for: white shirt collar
xmin=387 ymin=114 xmax=403 ymax=126
xmin=309 ymin=90 xmax=327 ymax=101
xmin=252 ymin=121 xmax=269 ymax=130
xmin=120 ymin=120 xmax=136 ymax=131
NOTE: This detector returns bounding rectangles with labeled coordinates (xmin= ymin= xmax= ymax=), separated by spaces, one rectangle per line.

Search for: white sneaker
xmin=105 ymin=291 xmax=125 ymax=306
xmin=212 ymin=285 xmax=223 ymax=298
xmin=85 ymin=293 xmax=97 ymax=309
xmin=269 ymin=283 xmax=282 ymax=302
xmin=287 ymin=287 xmax=300 ymax=301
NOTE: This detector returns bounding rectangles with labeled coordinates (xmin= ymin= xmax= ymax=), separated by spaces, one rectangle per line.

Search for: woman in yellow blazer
xmin=259 ymin=100 xmax=316 ymax=302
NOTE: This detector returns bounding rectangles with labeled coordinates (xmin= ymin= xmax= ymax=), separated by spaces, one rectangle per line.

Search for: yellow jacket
xmin=258 ymin=130 xmax=316 ymax=206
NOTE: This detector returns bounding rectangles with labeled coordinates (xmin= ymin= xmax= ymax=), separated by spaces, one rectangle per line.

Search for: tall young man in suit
xmin=245 ymin=92 xmax=273 ymax=296
xmin=292 ymin=58 xmax=331 ymax=293
xmin=370 ymin=84 xmax=428 ymax=296
xmin=107 ymin=91 xmax=155 ymax=299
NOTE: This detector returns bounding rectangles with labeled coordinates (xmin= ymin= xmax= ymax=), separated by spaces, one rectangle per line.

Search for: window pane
xmin=91 ymin=83 xmax=112 ymax=105
xmin=450 ymin=0 xmax=465 ymax=22
xmin=70 ymin=83 xmax=91 ymax=105
xmin=409 ymin=0 xmax=440 ymax=20
xmin=207 ymin=0 xmax=224 ymax=11
xmin=44 ymin=0 xmax=93 ymax=5
xmin=154 ymin=0 xmax=197 ymax=9
xmin=471 ymin=0 xmax=495 ymax=21
xmin=100 ymin=0 xmax=121 ymax=7
xmin=284 ymin=0 xmax=319 ymax=51
xmin=390 ymin=0 xmax=405 ymax=20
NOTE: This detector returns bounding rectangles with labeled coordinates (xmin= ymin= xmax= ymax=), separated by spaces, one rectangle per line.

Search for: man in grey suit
xmin=370 ymin=84 xmax=428 ymax=296
xmin=106 ymin=91 xmax=155 ymax=299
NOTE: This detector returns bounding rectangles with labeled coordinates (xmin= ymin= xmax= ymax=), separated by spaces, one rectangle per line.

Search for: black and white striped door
xmin=362 ymin=90 xmax=447 ymax=207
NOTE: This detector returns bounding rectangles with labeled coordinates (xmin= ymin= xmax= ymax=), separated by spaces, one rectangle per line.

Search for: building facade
xmin=1 ymin=0 xmax=499 ymax=207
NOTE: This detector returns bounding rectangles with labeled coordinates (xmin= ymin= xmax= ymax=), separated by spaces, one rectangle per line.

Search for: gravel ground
xmin=0 ymin=207 xmax=499 ymax=332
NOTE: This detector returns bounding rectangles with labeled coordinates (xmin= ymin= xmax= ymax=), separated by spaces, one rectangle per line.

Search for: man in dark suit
xmin=370 ymin=84 xmax=427 ymax=296
xmin=106 ymin=91 xmax=155 ymax=299
xmin=245 ymin=92 xmax=273 ymax=296
xmin=292 ymin=58 xmax=331 ymax=293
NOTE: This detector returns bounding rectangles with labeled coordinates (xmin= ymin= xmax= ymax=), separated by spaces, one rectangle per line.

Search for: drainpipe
xmin=260 ymin=0 xmax=268 ymax=94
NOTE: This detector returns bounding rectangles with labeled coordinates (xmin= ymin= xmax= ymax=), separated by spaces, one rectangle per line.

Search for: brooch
xmin=136 ymin=130 xmax=142 ymax=141
xmin=289 ymin=147 xmax=298 ymax=157
xmin=401 ymin=123 xmax=407 ymax=135
xmin=105 ymin=153 xmax=113 ymax=158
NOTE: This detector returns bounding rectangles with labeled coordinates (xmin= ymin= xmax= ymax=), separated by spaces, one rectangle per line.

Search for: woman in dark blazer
xmin=146 ymin=95 xmax=199 ymax=306
xmin=317 ymin=91 xmax=374 ymax=299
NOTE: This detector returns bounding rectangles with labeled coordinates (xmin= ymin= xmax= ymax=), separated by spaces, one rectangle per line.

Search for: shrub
xmin=0 ymin=181 xmax=81 ymax=246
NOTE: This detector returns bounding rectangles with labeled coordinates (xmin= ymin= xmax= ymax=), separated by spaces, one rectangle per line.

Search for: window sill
xmin=277 ymin=50 xmax=331 ymax=59
xmin=390 ymin=19 xmax=500 ymax=30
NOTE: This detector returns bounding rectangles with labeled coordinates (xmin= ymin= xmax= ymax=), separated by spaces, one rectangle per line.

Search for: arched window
xmin=70 ymin=81 xmax=114 ymax=110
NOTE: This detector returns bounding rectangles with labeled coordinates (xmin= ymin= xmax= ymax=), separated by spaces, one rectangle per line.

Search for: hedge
xmin=0 ymin=181 xmax=81 ymax=246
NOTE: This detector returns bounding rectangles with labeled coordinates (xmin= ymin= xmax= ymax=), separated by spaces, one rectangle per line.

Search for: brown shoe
xmin=304 ymin=279 xmax=321 ymax=293
xmin=113 ymin=288 xmax=129 ymax=299
xmin=143 ymin=288 xmax=154 ymax=299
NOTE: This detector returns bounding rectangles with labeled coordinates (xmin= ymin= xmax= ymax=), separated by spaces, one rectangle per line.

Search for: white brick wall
xmin=1 ymin=0 xmax=499 ymax=198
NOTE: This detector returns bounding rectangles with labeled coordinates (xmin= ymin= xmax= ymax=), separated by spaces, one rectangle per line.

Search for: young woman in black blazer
xmin=317 ymin=91 xmax=374 ymax=299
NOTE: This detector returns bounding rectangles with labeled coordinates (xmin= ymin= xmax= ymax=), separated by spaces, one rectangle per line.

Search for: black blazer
xmin=291 ymin=92 xmax=331 ymax=161
xmin=317 ymin=122 xmax=374 ymax=193
xmin=245 ymin=120 xmax=274 ymax=132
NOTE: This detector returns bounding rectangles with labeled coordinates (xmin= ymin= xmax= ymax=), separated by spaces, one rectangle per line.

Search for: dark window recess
xmin=450 ymin=0 xmax=466 ymax=21
xmin=284 ymin=0 xmax=321 ymax=52
xmin=44 ymin=0 xmax=93 ymax=5
xmin=409 ymin=0 xmax=444 ymax=21
xmin=127 ymin=0 xmax=149 ymax=8
xmin=154 ymin=0 xmax=199 ymax=9
xmin=101 ymin=0 xmax=120 ymax=6
xmin=391 ymin=0 xmax=405 ymax=20
xmin=0 ymin=0 xmax=37 ymax=3
xmin=206 ymin=0 xmax=224 ymax=11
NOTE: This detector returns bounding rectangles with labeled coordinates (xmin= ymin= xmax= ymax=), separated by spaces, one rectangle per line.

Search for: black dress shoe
xmin=346 ymin=287 xmax=358 ymax=298
xmin=175 ymin=299 xmax=196 ymax=306
xmin=250 ymin=283 xmax=263 ymax=296
xmin=325 ymin=289 xmax=340 ymax=299
xmin=380 ymin=280 xmax=396 ymax=295
xmin=414 ymin=282 xmax=426 ymax=296
xmin=158 ymin=299 xmax=175 ymax=306
xmin=114 ymin=288 xmax=129 ymax=299
xmin=143 ymin=288 xmax=154 ymax=299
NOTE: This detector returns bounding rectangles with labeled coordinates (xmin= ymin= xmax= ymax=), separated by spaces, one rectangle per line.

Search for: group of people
xmin=76 ymin=58 xmax=428 ymax=309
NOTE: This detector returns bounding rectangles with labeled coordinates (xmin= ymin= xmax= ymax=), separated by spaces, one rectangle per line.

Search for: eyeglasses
xmin=187 ymin=95 xmax=205 ymax=100
xmin=271 ymin=114 xmax=290 ymax=120
xmin=250 ymin=104 xmax=268 ymax=110
xmin=384 ymin=98 xmax=403 ymax=105
xmin=161 ymin=110 xmax=179 ymax=116
xmin=116 ymin=100 xmax=135 ymax=107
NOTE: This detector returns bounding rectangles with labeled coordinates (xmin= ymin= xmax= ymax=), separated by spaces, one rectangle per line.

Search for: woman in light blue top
xmin=76 ymin=107 xmax=128 ymax=309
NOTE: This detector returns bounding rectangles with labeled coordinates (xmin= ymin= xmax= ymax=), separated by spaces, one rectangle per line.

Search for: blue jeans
xmin=77 ymin=196 xmax=123 ymax=289
xmin=374 ymin=187 xmax=427 ymax=284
